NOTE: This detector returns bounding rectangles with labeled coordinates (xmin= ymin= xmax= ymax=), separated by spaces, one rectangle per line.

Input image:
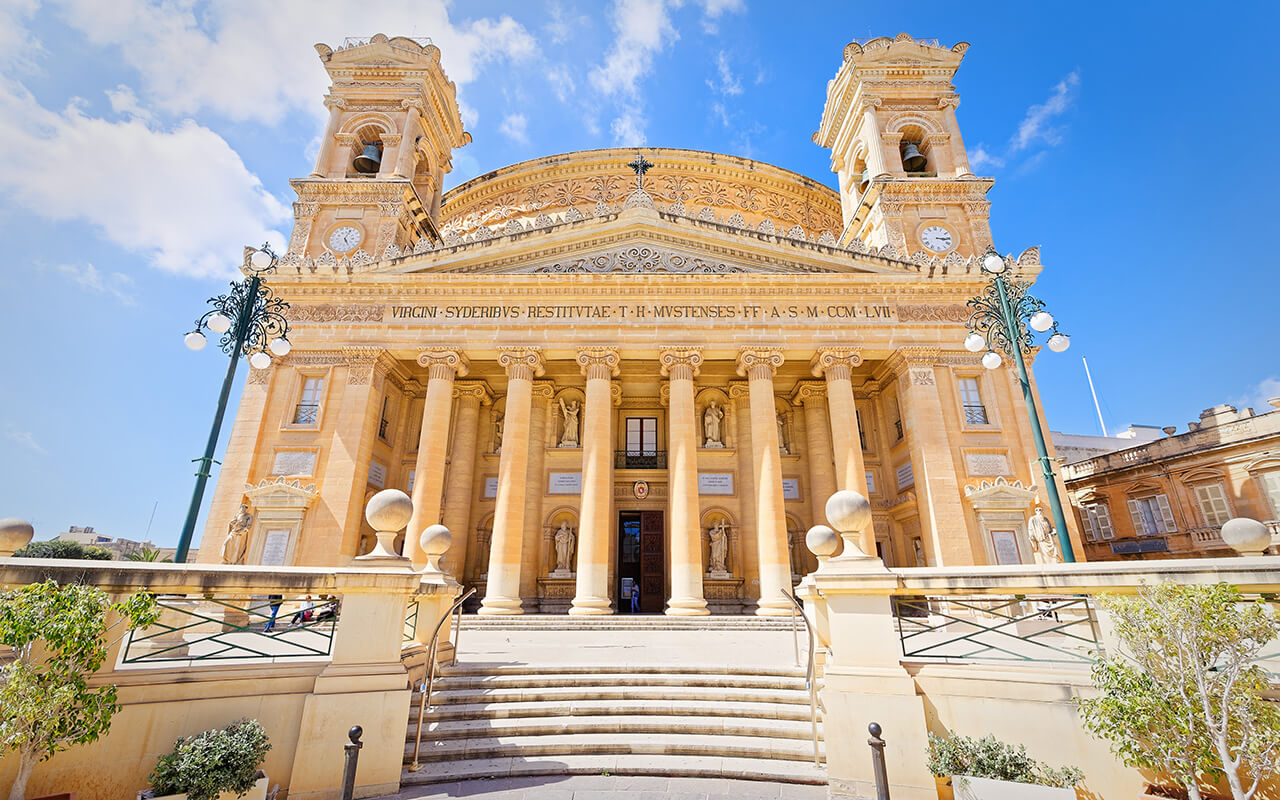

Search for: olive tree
xmin=1 ymin=580 xmax=158 ymax=800
xmin=1079 ymin=583 xmax=1280 ymax=800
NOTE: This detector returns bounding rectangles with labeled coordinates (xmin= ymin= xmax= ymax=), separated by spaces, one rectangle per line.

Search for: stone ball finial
xmin=826 ymin=490 xmax=872 ymax=534
xmin=1221 ymin=517 xmax=1272 ymax=557
xmin=806 ymin=525 xmax=840 ymax=559
xmin=420 ymin=523 xmax=452 ymax=557
xmin=0 ymin=518 xmax=34 ymax=558
xmin=365 ymin=489 xmax=413 ymax=533
xmin=1269 ymin=397 xmax=1280 ymax=410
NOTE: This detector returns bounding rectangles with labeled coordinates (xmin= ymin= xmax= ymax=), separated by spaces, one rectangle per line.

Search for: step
xmin=459 ymin=614 xmax=805 ymax=630
xmin=440 ymin=663 xmax=807 ymax=678
xmin=430 ymin=671 xmax=808 ymax=692
xmin=400 ymin=753 xmax=827 ymax=785
xmin=423 ymin=684 xmax=812 ymax=707
xmin=411 ymin=697 xmax=818 ymax=723
xmin=408 ymin=714 xmax=822 ymax=742
xmin=403 ymin=731 xmax=825 ymax=763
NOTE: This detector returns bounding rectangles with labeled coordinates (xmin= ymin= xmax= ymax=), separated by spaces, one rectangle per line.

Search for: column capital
xmin=323 ymin=95 xmax=347 ymax=110
xmin=610 ymin=382 xmax=623 ymax=407
xmin=937 ymin=95 xmax=961 ymax=110
xmin=452 ymin=380 xmax=493 ymax=405
xmin=881 ymin=346 xmax=941 ymax=377
xmin=859 ymin=95 xmax=883 ymax=111
xmin=735 ymin=347 xmax=785 ymax=380
xmin=497 ymin=347 xmax=545 ymax=379
xmin=810 ymin=346 xmax=864 ymax=379
xmin=341 ymin=346 xmax=386 ymax=385
xmin=658 ymin=347 xmax=703 ymax=378
xmin=531 ymin=380 xmax=556 ymax=401
xmin=659 ymin=382 xmax=671 ymax=408
xmin=790 ymin=380 xmax=828 ymax=407
xmin=577 ymin=346 xmax=621 ymax=378
xmin=417 ymin=349 xmax=469 ymax=378
xmin=727 ymin=381 xmax=751 ymax=401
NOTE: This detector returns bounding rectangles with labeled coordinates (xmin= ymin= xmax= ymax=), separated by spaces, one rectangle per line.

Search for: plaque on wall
xmin=271 ymin=450 xmax=316 ymax=476
xmin=990 ymin=529 xmax=1022 ymax=565
xmin=548 ymin=472 xmax=582 ymax=494
xmin=367 ymin=461 xmax=387 ymax=488
xmin=483 ymin=477 xmax=499 ymax=498
xmin=965 ymin=453 xmax=1011 ymax=477
xmin=407 ymin=470 xmax=415 ymax=493
xmin=260 ymin=529 xmax=290 ymax=566
xmin=865 ymin=471 xmax=877 ymax=494
xmin=782 ymin=478 xmax=800 ymax=500
xmin=698 ymin=473 xmax=734 ymax=495
xmin=895 ymin=462 xmax=915 ymax=490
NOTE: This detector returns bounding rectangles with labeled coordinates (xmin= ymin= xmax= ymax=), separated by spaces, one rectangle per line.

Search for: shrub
xmin=149 ymin=719 xmax=271 ymax=800
xmin=12 ymin=540 xmax=112 ymax=560
xmin=927 ymin=732 xmax=1083 ymax=788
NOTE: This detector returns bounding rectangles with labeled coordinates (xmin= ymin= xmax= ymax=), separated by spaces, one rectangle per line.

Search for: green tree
xmin=11 ymin=540 xmax=112 ymax=561
xmin=0 ymin=580 xmax=159 ymax=800
xmin=125 ymin=547 xmax=171 ymax=563
xmin=1079 ymin=583 xmax=1280 ymax=800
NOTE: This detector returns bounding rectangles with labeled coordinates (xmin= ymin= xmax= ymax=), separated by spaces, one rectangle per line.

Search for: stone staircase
xmin=400 ymin=616 xmax=825 ymax=786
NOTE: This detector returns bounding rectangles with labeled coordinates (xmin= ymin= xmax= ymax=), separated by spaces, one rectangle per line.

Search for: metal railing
xmin=614 ymin=450 xmax=667 ymax=469
xmin=403 ymin=600 xmax=420 ymax=643
xmin=122 ymin=595 xmax=337 ymax=664
xmin=409 ymin=587 xmax=476 ymax=771
xmin=781 ymin=588 xmax=823 ymax=767
xmin=962 ymin=403 xmax=988 ymax=425
xmin=895 ymin=594 xmax=1100 ymax=664
xmin=293 ymin=403 xmax=319 ymax=424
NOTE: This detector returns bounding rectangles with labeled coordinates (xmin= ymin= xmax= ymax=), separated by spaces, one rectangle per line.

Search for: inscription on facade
xmin=965 ymin=453 xmax=1011 ymax=477
xmin=896 ymin=462 xmax=915 ymax=490
xmin=272 ymin=450 xmax=316 ymax=476
xmin=483 ymin=477 xmax=499 ymax=498
xmin=385 ymin=302 xmax=894 ymax=324
xmin=548 ymin=472 xmax=583 ymax=494
xmin=698 ymin=473 xmax=734 ymax=494
xmin=782 ymin=478 xmax=801 ymax=500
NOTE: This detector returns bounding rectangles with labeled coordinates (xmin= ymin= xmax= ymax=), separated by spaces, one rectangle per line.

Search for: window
xmin=378 ymin=396 xmax=392 ymax=440
xmin=1081 ymin=504 xmax=1114 ymax=542
xmin=858 ymin=416 xmax=867 ymax=451
xmin=293 ymin=377 xmax=324 ymax=424
xmin=958 ymin=377 xmax=988 ymax=425
xmin=1193 ymin=482 xmax=1232 ymax=527
xmin=1127 ymin=494 xmax=1176 ymax=536
xmin=893 ymin=400 xmax=904 ymax=441
xmin=1258 ymin=472 xmax=1280 ymax=519
xmin=621 ymin=417 xmax=661 ymax=468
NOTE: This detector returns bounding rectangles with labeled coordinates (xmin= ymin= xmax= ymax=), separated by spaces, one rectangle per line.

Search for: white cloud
xmin=55 ymin=262 xmax=136 ymax=305
xmin=1237 ymin=376 xmax=1280 ymax=412
xmin=4 ymin=426 xmax=46 ymax=455
xmin=707 ymin=51 xmax=742 ymax=96
xmin=0 ymin=0 xmax=43 ymax=73
xmin=1013 ymin=71 xmax=1080 ymax=152
xmin=546 ymin=65 xmax=577 ymax=103
xmin=544 ymin=1 xmax=591 ymax=45
xmin=105 ymin=84 xmax=152 ymax=122
xmin=590 ymin=0 xmax=678 ymax=98
xmin=693 ymin=0 xmax=745 ymax=33
xmin=611 ymin=110 xmax=647 ymax=145
xmin=969 ymin=145 xmax=1005 ymax=171
xmin=500 ymin=113 xmax=529 ymax=143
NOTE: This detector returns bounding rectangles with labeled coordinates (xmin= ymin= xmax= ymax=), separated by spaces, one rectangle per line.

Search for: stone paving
xmin=382 ymin=774 xmax=828 ymax=799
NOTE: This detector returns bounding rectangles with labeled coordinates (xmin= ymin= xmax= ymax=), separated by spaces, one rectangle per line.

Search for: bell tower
xmin=287 ymin=34 xmax=470 ymax=262
xmin=815 ymin=33 xmax=993 ymax=258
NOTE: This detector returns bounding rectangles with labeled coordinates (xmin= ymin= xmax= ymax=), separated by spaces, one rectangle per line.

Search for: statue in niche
xmin=221 ymin=504 xmax=252 ymax=565
xmin=1028 ymin=506 xmax=1060 ymax=561
xmin=703 ymin=400 xmax=724 ymax=447
xmin=558 ymin=398 xmax=580 ymax=447
xmin=707 ymin=519 xmax=730 ymax=574
xmin=493 ymin=415 xmax=504 ymax=453
xmin=553 ymin=521 xmax=576 ymax=573
xmin=776 ymin=412 xmax=789 ymax=454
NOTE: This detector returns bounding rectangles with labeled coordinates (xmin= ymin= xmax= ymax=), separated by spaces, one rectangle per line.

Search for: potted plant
xmin=138 ymin=719 xmax=271 ymax=800
xmin=927 ymin=732 xmax=1083 ymax=799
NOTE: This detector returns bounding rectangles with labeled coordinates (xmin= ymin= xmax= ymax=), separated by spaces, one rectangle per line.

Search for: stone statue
xmin=221 ymin=504 xmax=252 ymax=565
xmin=708 ymin=519 xmax=729 ymax=574
xmin=1029 ymin=506 xmax=1060 ymax=561
xmin=493 ymin=415 xmax=504 ymax=453
xmin=558 ymin=398 xmax=580 ymax=447
xmin=553 ymin=521 xmax=576 ymax=572
xmin=703 ymin=401 xmax=724 ymax=447
xmin=776 ymin=412 xmax=788 ymax=454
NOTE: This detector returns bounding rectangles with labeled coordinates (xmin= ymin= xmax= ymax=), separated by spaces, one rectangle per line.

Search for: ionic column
xmin=812 ymin=347 xmax=876 ymax=553
xmin=793 ymin=381 xmax=838 ymax=539
xmin=736 ymin=347 xmax=792 ymax=617
xmin=660 ymin=348 xmax=709 ymax=616
xmin=311 ymin=97 xmax=345 ymax=177
xmin=860 ymin=97 xmax=889 ymax=177
xmin=479 ymin=348 xmax=545 ymax=615
xmin=570 ymin=347 xmax=620 ymax=615
xmin=394 ymin=102 xmax=422 ymax=178
xmin=939 ymin=96 xmax=973 ymax=176
xmin=406 ymin=350 xmax=468 ymax=566
xmin=439 ymin=381 xmax=490 ymax=578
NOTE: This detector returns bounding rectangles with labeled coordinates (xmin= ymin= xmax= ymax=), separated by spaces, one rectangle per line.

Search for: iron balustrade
xmin=894 ymin=420 xmax=904 ymax=441
xmin=293 ymin=403 xmax=319 ymax=424
xmin=962 ymin=403 xmax=989 ymax=425
xmin=122 ymin=595 xmax=338 ymax=664
xmin=895 ymin=594 xmax=1100 ymax=664
xmin=614 ymin=450 xmax=667 ymax=469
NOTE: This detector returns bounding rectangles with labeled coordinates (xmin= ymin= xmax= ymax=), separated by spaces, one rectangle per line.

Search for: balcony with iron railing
xmin=615 ymin=450 xmax=667 ymax=470
xmin=963 ymin=404 xmax=989 ymax=425
xmin=293 ymin=403 xmax=319 ymax=425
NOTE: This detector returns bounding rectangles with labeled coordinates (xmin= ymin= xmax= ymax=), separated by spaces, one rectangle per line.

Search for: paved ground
xmin=380 ymin=774 xmax=828 ymax=799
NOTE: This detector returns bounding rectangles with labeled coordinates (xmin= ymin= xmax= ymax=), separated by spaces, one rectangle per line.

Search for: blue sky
xmin=1 ymin=1 xmax=1277 ymax=547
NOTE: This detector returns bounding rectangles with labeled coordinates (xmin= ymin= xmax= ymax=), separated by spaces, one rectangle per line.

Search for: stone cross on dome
xmin=627 ymin=152 xmax=654 ymax=189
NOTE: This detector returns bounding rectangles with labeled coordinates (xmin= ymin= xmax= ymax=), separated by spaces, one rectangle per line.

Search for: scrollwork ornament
xmin=965 ymin=277 xmax=1045 ymax=359
xmin=736 ymin=347 xmax=785 ymax=379
xmin=658 ymin=347 xmax=704 ymax=378
xmin=417 ymin=349 xmax=469 ymax=378
xmin=193 ymin=269 xmax=290 ymax=359
xmin=497 ymin=347 xmax=545 ymax=379
xmin=576 ymin=347 xmax=621 ymax=378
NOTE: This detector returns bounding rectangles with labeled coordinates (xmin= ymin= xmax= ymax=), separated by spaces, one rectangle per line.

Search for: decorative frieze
xmin=289 ymin=304 xmax=386 ymax=323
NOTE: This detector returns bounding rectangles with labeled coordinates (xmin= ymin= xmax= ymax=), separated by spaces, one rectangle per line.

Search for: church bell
xmin=352 ymin=143 xmax=382 ymax=174
xmin=900 ymin=142 xmax=927 ymax=172
xmin=857 ymin=169 xmax=871 ymax=192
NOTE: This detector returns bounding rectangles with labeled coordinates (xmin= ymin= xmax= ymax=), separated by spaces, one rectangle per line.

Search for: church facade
xmin=196 ymin=33 xmax=1084 ymax=615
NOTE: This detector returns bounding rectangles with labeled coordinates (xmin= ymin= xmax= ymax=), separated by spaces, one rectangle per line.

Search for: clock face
xmin=920 ymin=225 xmax=954 ymax=253
xmin=328 ymin=226 xmax=362 ymax=253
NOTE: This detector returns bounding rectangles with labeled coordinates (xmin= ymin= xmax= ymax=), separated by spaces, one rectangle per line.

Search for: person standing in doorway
xmin=630 ymin=584 xmax=640 ymax=614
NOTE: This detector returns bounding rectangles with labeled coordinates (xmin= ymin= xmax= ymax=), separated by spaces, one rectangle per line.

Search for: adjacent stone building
xmin=196 ymin=33 xmax=1084 ymax=614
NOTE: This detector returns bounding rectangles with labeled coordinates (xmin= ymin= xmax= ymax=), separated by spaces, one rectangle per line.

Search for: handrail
xmin=789 ymin=597 xmax=801 ymax=667
xmin=409 ymin=587 xmax=476 ymax=771
xmin=782 ymin=588 xmax=822 ymax=766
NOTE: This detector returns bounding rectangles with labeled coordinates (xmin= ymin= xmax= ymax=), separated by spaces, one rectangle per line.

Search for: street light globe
xmin=206 ymin=312 xmax=232 ymax=334
xmin=1029 ymin=311 xmax=1054 ymax=332
xmin=982 ymin=350 xmax=1003 ymax=370
xmin=184 ymin=331 xmax=207 ymax=351
xmin=249 ymin=249 xmax=274 ymax=270
xmin=268 ymin=337 xmax=292 ymax=356
xmin=249 ymin=351 xmax=272 ymax=370
xmin=982 ymin=252 xmax=1006 ymax=274
xmin=1047 ymin=333 xmax=1071 ymax=353
xmin=963 ymin=332 xmax=986 ymax=352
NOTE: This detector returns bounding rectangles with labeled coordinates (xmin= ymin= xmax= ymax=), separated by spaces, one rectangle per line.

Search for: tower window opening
xmin=900 ymin=141 xmax=928 ymax=173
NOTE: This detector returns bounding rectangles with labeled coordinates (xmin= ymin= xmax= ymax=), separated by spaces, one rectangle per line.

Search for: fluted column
xmin=861 ymin=97 xmax=888 ymax=177
xmin=660 ymin=348 xmax=709 ymax=616
xmin=793 ymin=381 xmax=838 ymax=536
xmin=812 ymin=347 xmax=876 ymax=553
xmin=480 ymin=348 xmax=545 ymax=615
xmin=405 ymin=350 xmax=468 ymax=565
xmin=571 ymin=347 xmax=620 ymax=615
xmin=736 ymin=347 xmax=791 ymax=616
xmin=440 ymin=381 xmax=490 ymax=578
xmin=311 ymin=96 xmax=345 ymax=177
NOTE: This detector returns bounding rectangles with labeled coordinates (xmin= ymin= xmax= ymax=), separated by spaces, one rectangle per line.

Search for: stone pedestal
xmin=702 ymin=575 xmax=745 ymax=615
xmin=537 ymin=576 xmax=577 ymax=613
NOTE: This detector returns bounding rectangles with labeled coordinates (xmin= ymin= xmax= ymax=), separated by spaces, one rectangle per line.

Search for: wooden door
xmin=639 ymin=510 xmax=665 ymax=613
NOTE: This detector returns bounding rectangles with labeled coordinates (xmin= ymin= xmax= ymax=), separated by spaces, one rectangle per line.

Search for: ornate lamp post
xmin=963 ymin=247 xmax=1076 ymax=562
xmin=174 ymin=244 xmax=291 ymax=563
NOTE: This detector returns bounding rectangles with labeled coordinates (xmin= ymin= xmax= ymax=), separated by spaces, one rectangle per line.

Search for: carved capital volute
xmin=658 ymin=347 xmax=703 ymax=380
xmin=810 ymin=347 xmax=864 ymax=380
xmin=323 ymin=95 xmax=347 ymax=110
xmin=577 ymin=347 xmax=621 ymax=380
xmin=736 ymin=347 xmax=785 ymax=380
xmin=937 ymin=95 xmax=960 ymax=110
xmin=659 ymin=382 xmax=671 ymax=408
xmin=531 ymin=381 xmax=556 ymax=401
xmin=497 ymin=347 xmax=545 ymax=380
xmin=727 ymin=381 xmax=751 ymax=401
xmin=791 ymin=380 xmax=828 ymax=407
xmin=452 ymin=380 xmax=493 ymax=405
xmin=880 ymin=131 xmax=904 ymax=146
xmin=417 ymin=349 xmax=469 ymax=379
xmin=610 ymin=382 xmax=623 ymax=407
xmin=861 ymin=95 xmax=883 ymax=111
xmin=401 ymin=97 xmax=425 ymax=112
